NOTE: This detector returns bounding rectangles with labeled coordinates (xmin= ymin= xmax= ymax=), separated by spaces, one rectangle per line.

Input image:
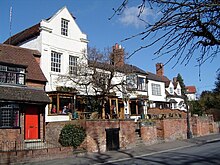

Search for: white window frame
xmin=69 ymin=55 xmax=78 ymax=75
xmin=61 ymin=18 xmax=69 ymax=36
xmin=137 ymin=77 xmax=146 ymax=91
xmin=152 ymin=83 xmax=161 ymax=96
xmin=51 ymin=51 xmax=61 ymax=72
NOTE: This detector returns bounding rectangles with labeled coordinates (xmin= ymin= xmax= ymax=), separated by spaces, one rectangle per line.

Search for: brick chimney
xmin=156 ymin=63 xmax=164 ymax=76
xmin=110 ymin=43 xmax=124 ymax=67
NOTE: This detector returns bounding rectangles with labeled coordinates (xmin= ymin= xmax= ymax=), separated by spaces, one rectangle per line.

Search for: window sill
xmin=0 ymin=126 xmax=20 ymax=129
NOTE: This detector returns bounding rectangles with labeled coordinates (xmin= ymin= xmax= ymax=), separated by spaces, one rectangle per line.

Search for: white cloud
xmin=118 ymin=6 xmax=160 ymax=28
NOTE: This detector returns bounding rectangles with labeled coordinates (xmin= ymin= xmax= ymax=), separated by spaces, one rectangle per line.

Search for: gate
xmin=106 ymin=128 xmax=120 ymax=151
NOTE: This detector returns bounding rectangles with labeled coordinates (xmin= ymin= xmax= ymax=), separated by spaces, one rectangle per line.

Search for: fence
xmin=0 ymin=141 xmax=57 ymax=152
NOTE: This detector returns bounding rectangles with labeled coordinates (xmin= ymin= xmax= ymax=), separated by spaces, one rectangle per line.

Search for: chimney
xmin=156 ymin=63 xmax=164 ymax=76
xmin=110 ymin=43 xmax=124 ymax=67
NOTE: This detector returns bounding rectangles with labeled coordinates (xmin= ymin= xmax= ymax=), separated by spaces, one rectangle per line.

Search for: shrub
xmin=59 ymin=124 xmax=86 ymax=148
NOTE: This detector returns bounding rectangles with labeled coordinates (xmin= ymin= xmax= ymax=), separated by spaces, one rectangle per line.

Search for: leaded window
xmin=0 ymin=65 xmax=25 ymax=85
xmin=0 ymin=104 xmax=19 ymax=128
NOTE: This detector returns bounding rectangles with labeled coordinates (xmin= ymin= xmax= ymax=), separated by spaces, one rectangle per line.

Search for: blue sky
xmin=1 ymin=0 xmax=219 ymax=94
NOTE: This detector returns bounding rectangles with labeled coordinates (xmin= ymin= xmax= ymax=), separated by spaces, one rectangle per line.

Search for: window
xmin=177 ymin=89 xmax=181 ymax=95
xmin=170 ymin=87 xmax=174 ymax=94
xmin=0 ymin=65 xmax=25 ymax=85
xmin=48 ymin=93 xmax=74 ymax=115
xmin=0 ymin=104 xmax=19 ymax=128
xmin=69 ymin=55 xmax=78 ymax=75
xmin=51 ymin=51 xmax=61 ymax=72
xmin=152 ymin=83 xmax=161 ymax=96
xmin=137 ymin=77 xmax=146 ymax=91
xmin=61 ymin=18 xmax=69 ymax=36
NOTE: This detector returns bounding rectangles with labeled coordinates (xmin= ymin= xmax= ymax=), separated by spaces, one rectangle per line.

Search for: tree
xmin=176 ymin=73 xmax=186 ymax=95
xmin=111 ymin=0 xmax=220 ymax=68
xmin=58 ymin=46 xmax=128 ymax=119
xmin=213 ymin=71 xmax=220 ymax=93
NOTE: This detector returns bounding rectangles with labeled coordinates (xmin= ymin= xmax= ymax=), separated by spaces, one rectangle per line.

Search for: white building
xmin=5 ymin=6 xmax=88 ymax=122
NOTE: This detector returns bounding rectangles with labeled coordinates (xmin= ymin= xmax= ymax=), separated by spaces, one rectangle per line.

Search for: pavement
xmin=26 ymin=133 xmax=220 ymax=165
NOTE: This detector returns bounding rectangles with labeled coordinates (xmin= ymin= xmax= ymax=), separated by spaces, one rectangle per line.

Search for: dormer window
xmin=0 ymin=65 xmax=25 ymax=85
xmin=61 ymin=18 xmax=69 ymax=36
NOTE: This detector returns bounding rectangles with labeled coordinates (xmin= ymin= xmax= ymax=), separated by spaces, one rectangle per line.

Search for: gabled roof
xmin=88 ymin=60 xmax=147 ymax=75
xmin=186 ymin=86 xmax=196 ymax=94
xmin=4 ymin=7 xmax=77 ymax=46
xmin=0 ymin=44 xmax=47 ymax=82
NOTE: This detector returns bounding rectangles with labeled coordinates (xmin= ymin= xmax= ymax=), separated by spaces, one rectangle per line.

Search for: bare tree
xmin=110 ymin=0 xmax=220 ymax=68
xmin=58 ymin=46 xmax=128 ymax=119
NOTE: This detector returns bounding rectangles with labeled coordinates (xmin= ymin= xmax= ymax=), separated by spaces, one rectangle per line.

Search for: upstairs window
xmin=0 ymin=65 xmax=25 ymax=85
xmin=137 ymin=77 xmax=146 ymax=91
xmin=170 ymin=87 xmax=174 ymax=94
xmin=61 ymin=18 xmax=69 ymax=36
xmin=0 ymin=103 xmax=19 ymax=128
xmin=152 ymin=83 xmax=161 ymax=96
xmin=177 ymin=88 xmax=181 ymax=95
xmin=51 ymin=51 xmax=61 ymax=72
xmin=69 ymin=55 xmax=78 ymax=75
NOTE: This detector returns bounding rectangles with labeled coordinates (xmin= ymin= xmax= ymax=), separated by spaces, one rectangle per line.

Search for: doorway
xmin=25 ymin=106 xmax=39 ymax=140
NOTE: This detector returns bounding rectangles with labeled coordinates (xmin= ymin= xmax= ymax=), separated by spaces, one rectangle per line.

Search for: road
xmin=101 ymin=141 xmax=220 ymax=165
xmin=21 ymin=137 xmax=220 ymax=165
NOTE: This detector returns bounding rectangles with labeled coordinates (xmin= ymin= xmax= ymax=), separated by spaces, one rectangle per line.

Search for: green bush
xmin=59 ymin=124 xmax=86 ymax=148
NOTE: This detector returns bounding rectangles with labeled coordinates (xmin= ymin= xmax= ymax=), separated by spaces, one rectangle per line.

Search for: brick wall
xmin=45 ymin=119 xmax=136 ymax=152
xmin=157 ymin=119 xmax=187 ymax=141
xmin=140 ymin=124 xmax=157 ymax=145
xmin=148 ymin=108 xmax=187 ymax=119
xmin=191 ymin=115 xmax=216 ymax=137
xmin=0 ymin=146 xmax=82 ymax=165
xmin=0 ymin=107 xmax=45 ymax=143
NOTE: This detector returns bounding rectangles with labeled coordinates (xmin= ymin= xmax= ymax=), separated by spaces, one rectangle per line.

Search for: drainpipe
xmin=185 ymin=95 xmax=192 ymax=139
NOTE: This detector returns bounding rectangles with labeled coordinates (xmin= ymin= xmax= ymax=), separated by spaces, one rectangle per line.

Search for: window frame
xmin=151 ymin=83 xmax=161 ymax=96
xmin=137 ymin=76 xmax=146 ymax=91
xmin=0 ymin=103 xmax=20 ymax=128
xmin=0 ymin=65 xmax=25 ymax=85
xmin=61 ymin=18 xmax=69 ymax=36
xmin=51 ymin=51 xmax=62 ymax=72
xmin=69 ymin=55 xmax=78 ymax=75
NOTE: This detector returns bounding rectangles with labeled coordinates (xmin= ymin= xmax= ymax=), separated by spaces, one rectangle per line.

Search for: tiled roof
xmin=186 ymin=86 xmax=196 ymax=94
xmin=4 ymin=23 xmax=40 ymax=45
xmin=88 ymin=60 xmax=147 ymax=75
xmin=0 ymin=44 xmax=47 ymax=82
xmin=147 ymin=71 xmax=170 ymax=82
xmin=0 ymin=85 xmax=50 ymax=104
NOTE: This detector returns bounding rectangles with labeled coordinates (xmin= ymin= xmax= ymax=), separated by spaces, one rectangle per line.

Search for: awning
xmin=0 ymin=85 xmax=50 ymax=104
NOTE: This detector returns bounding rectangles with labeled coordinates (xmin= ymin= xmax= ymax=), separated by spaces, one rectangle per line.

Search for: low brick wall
xmin=0 ymin=146 xmax=84 ymax=165
xmin=46 ymin=119 xmax=136 ymax=152
xmin=191 ymin=115 xmax=219 ymax=137
xmin=140 ymin=123 xmax=157 ymax=145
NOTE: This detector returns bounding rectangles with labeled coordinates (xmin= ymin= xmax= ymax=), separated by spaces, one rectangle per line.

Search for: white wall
xmin=148 ymin=79 xmax=166 ymax=102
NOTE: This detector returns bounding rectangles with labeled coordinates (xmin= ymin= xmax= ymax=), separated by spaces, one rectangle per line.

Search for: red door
xmin=25 ymin=106 xmax=39 ymax=140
